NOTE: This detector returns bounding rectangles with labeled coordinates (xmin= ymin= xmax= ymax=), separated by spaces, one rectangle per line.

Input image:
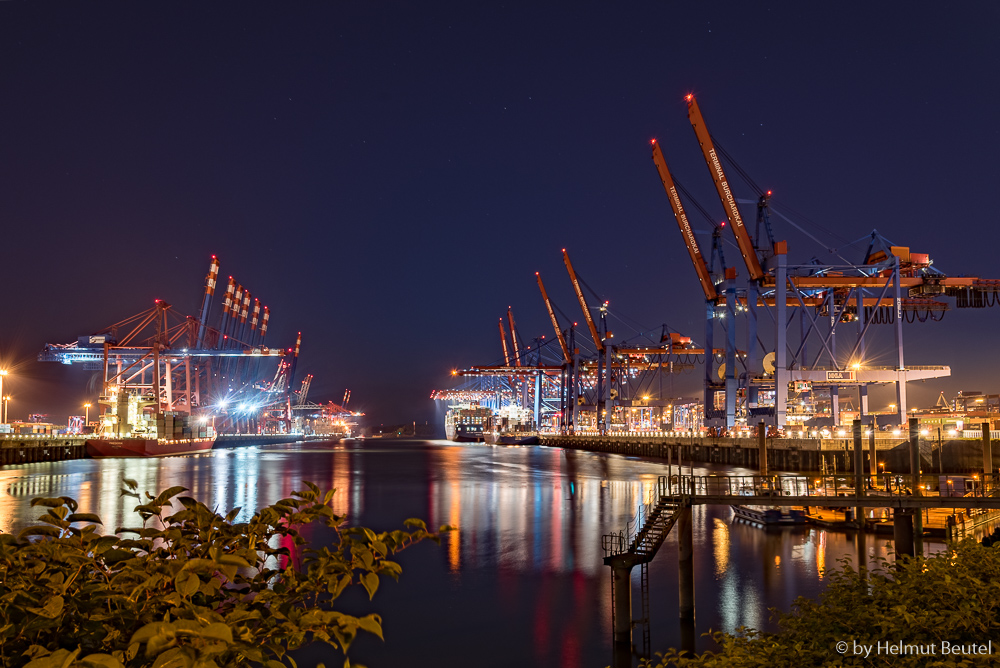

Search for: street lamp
xmin=2 ymin=396 xmax=10 ymax=425
xmin=0 ymin=370 xmax=6 ymax=423
xmin=84 ymin=403 xmax=92 ymax=427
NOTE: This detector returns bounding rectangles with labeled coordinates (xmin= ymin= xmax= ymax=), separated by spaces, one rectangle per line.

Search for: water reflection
xmin=0 ymin=441 xmax=959 ymax=668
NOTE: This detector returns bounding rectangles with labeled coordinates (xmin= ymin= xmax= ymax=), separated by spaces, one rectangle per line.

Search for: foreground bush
xmin=0 ymin=480 xmax=446 ymax=668
xmin=646 ymin=540 xmax=1000 ymax=667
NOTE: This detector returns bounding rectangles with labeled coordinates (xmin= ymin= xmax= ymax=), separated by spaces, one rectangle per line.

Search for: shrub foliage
xmin=0 ymin=480 xmax=445 ymax=668
xmin=646 ymin=540 xmax=1000 ymax=667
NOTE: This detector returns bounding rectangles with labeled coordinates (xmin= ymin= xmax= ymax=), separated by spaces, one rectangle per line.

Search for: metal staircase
xmin=603 ymin=480 xmax=683 ymax=564
xmin=603 ymin=477 xmax=686 ymax=661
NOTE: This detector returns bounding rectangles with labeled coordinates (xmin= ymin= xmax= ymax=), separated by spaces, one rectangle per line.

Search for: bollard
xmin=758 ymin=421 xmax=767 ymax=476
xmin=893 ymin=508 xmax=915 ymax=563
xmin=869 ymin=424 xmax=877 ymax=476
xmin=853 ymin=419 xmax=865 ymax=528
xmin=983 ymin=422 xmax=992 ymax=479
xmin=611 ymin=563 xmax=633 ymax=647
xmin=908 ymin=418 xmax=923 ymax=554
xmin=677 ymin=504 xmax=694 ymax=621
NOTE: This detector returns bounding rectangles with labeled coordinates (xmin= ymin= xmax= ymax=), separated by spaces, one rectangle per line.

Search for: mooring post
xmin=758 ymin=420 xmax=767 ymax=476
xmin=868 ymin=422 xmax=877 ymax=476
xmin=853 ymin=419 xmax=865 ymax=527
xmin=677 ymin=503 xmax=694 ymax=621
xmin=908 ymin=417 xmax=923 ymax=555
xmin=611 ymin=561 xmax=633 ymax=648
xmin=982 ymin=422 xmax=992 ymax=480
xmin=893 ymin=508 xmax=915 ymax=563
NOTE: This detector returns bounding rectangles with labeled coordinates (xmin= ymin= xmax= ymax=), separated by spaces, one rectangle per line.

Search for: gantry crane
xmin=654 ymin=92 xmax=998 ymax=430
xmin=38 ymin=255 xmax=301 ymax=434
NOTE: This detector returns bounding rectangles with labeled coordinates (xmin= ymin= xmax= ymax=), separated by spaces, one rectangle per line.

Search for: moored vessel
xmin=444 ymin=402 xmax=492 ymax=442
xmin=86 ymin=391 xmax=215 ymax=458
xmin=731 ymin=504 xmax=806 ymax=525
xmin=484 ymin=406 xmax=539 ymax=445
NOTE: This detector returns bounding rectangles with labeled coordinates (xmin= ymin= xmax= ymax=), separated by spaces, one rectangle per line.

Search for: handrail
xmin=659 ymin=473 xmax=1000 ymax=500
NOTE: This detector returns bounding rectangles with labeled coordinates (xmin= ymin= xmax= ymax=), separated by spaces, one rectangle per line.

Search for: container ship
xmin=85 ymin=391 xmax=215 ymax=458
xmin=444 ymin=402 xmax=493 ymax=442
xmin=484 ymin=406 xmax=539 ymax=445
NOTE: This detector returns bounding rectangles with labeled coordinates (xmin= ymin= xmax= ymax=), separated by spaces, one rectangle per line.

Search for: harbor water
xmin=0 ymin=440 xmax=942 ymax=667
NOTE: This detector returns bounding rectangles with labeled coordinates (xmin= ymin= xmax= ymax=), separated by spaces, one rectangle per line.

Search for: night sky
xmin=2 ymin=2 xmax=998 ymax=427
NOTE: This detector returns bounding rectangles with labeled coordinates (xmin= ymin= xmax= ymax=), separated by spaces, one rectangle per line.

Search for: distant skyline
xmin=1 ymin=2 xmax=998 ymax=426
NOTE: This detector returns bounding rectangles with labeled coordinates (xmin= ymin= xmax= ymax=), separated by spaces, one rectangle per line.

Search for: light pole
xmin=2 ymin=396 xmax=10 ymax=425
xmin=0 ymin=370 xmax=6 ymax=423
xmin=84 ymin=403 xmax=92 ymax=430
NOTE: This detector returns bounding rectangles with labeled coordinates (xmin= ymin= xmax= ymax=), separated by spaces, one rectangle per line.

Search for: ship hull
xmin=85 ymin=437 xmax=215 ymax=458
xmin=484 ymin=432 xmax=539 ymax=445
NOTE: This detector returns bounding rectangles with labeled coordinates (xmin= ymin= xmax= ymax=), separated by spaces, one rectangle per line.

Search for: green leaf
xmin=122 ymin=477 xmax=138 ymax=490
xmin=30 ymin=497 xmax=66 ymax=508
xmin=403 ymin=518 xmax=427 ymax=531
xmin=217 ymin=554 xmax=252 ymax=568
xmin=361 ymin=572 xmax=379 ymax=599
xmin=130 ymin=622 xmax=169 ymax=645
xmin=67 ymin=513 xmax=103 ymax=524
xmin=151 ymin=647 xmax=192 ymax=668
xmin=154 ymin=486 xmax=189 ymax=506
xmin=24 ymin=648 xmax=80 ymax=668
xmin=26 ymin=595 xmax=64 ymax=619
xmin=17 ymin=525 xmax=61 ymax=540
xmin=79 ymin=654 xmax=126 ymax=668
xmin=176 ymin=573 xmax=199 ymax=598
xmin=200 ymin=623 xmax=233 ymax=644
xmin=22 ymin=646 xmax=50 ymax=660
xmin=356 ymin=614 xmax=383 ymax=641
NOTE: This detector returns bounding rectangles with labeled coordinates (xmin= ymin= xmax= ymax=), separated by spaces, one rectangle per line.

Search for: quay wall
xmin=0 ymin=435 xmax=87 ymax=465
xmin=0 ymin=433 xmax=304 ymax=466
xmin=539 ymin=434 xmax=995 ymax=474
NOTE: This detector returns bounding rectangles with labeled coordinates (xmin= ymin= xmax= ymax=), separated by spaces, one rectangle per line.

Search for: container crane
xmin=535 ymin=272 xmax=571 ymax=364
xmin=296 ymin=374 xmax=313 ymax=406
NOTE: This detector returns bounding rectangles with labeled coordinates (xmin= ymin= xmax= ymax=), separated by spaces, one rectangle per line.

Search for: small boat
xmin=731 ymin=504 xmax=806 ymax=525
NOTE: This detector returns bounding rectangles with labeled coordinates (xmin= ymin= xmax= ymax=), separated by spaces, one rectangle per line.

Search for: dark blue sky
xmin=1 ymin=1 xmax=998 ymax=425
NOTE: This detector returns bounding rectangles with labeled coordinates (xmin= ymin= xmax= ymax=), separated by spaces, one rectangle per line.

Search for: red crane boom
xmin=507 ymin=307 xmax=522 ymax=367
xmin=535 ymin=272 xmax=571 ymax=363
xmin=686 ymin=93 xmax=765 ymax=281
xmin=562 ymin=249 xmax=603 ymax=352
xmin=651 ymin=139 xmax=718 ymax=301
xmin=498 ymin=318 xmax=511 ymax=366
